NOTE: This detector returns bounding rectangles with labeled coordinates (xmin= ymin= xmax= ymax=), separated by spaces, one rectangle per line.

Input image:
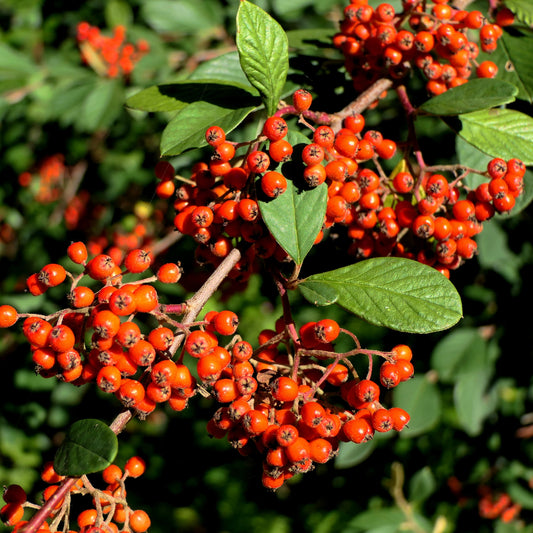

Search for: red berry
xmin=261 ymin=171 xmax=287 ymax=198
xmin=213 ymin=310 xmax=239 ymax=336
xmin=380 ymin=361 xmax=401 ymax=388
xmin=262 ymin=116 xmax=288 ymax=141
xmin=67 ymin=241 xmax=88 ymax=264
xmin=0 ymin=305 xmax=18 ymax=328
xmin=292 ymin=88 xmax=313 ymax=112
xmin=389 ymin=407 xmax=410 ymax=431
xmin=205 ymin=125 xmax=226 ymax=147
xmin=372 ymin=408 xmax=393 ymax=432
xmin=2 ymin=485 xmax=27 ymax=505
xmin=247 ymin=150 xmax=270 ymax=173
xmin=38 ymin=263 xmax=67 ymax=288
xmin=272 ymin=376 xmax=299 ymax=402
xmin=314 ymin=318 xmax=340 ymax=343
xmin=300 ymin=401 xmax=326 ymax=427
xmin=342 ymin=417 xmax=374 ymax=443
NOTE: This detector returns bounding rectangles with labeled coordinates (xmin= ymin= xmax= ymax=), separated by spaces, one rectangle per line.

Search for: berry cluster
xmin=202 ymin=318 xmax=413 ymax=490
xmin=165 ymin=90 xmax=525 ymax=280
xmin=18 ymin=154 xmax=67 ymax=204
xmin=478 ymin=487 xmax=521 ymax=523
xmin=333 ymin=0 xmax=510 ymax=96
xmin=357 ymin=153 xmax=526 ymax=276
xmin=76 ymin=23 xmax=149 ymax=79
xmin=2 ymin=456 xmax=150 ymax=532
xmin=0 ymin=240 xmax=413 ymax=491
xmin=0 ymin=243 xmax=186 ymax=412
xmin=169 ymin=92 xmax=399 ymax=282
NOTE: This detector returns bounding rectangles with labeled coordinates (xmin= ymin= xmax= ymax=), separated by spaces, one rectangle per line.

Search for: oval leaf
xmin=54 ymin=419 xmax=118 ymax=477
xmin=160 ymin=97 xmax=258 ymax=156
xmin=77 ymin=78 xmax=123 ymax=132
xmin=298 ymin=280 xmax=339 ymax=306
xmin=258 ymin=131 xmax=327 ymax=265
xmin=236 ymin=0 xmax=289 ymax=116
xmin=393 ymin=375 xmax=442 ymax=437
xmin=459 ymin=108 xmax=533 ymax=165
xmin=486 ymin=30 xmax=533 ymax=103
xmin=454 ymin=370 xmax=494 ymax=437
xmin=105 ymin=0 xmax=133 ymax=27
xmin=299 ymin=257 xmax=462 ymax=333
xmin=259 ymin=179 xmax=327 ymax=265
xmin=430 ymin=328 xmax=487 ymax=384
xmin=126 ymin=80 xmax=259 ymax=113
xmin=141 ymin=0 xmax=223 ymax=33
xmin=334 ymin=439 xmax=376 ymax=470
xmin=188 ymin=51 xmax=252 ymax=87
xmin=408 ymin=466 xmax=437 ymax=504
xmin=419 ymin=78 xmax=517 ymax=116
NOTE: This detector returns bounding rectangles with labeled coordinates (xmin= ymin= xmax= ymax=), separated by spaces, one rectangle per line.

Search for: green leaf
xmin=334 ymin=439 xmax=377 ymax=470
xmin=344 ymin=507 xmax=406 ymax=532
xmin=454 ymin=369 xmax=494 ymax=436
xmin=0 ymin=42 xmax=38 ymax=93
xmin=299 ymin=257 xmax=462 ymax=333
xmin=141 ymin=0 xmax=223 ymax=34
xmin=409 ymin=467 xmax=437 ymax=504
xmin=76 ymin=78 xmax=123 ymax=132
xmin=508 ymin=481 xmax=533 ymax=510
xmin=334 ymin=431 xmax=392 ymax=470
xmin=430 ymin=327 xmax=495 ymax=436
xmin=236 ymin=0 xmax=289 ymax=116
xmin=188 ymin=51 xmax=252 ymax=87
xmin=393 ymin=375 xmax=442 ymax=437
xmin=477 ymin=219 xmax=524 ymax=283
xmin=54 ymin=419 xmax=118 ymax=477
xmin=259 ymin=177 xmax=326 ymax=265
xmin=419 ymin=79 xmax=517 ymax=115
xmin=126 ymin=80 xmax=259 ymax=113
xmin=160 ymin=97 xmax=258 ymax=156
xmin=486 ymin=30 xmax=533 ymax=103
xmin=298 ymin=280 xmax=338 ymax=306
xmin=104 ymin=0 xmax=133 ymax=27
xmin=504 ymin=0 xmax=533 ymax=26
xmin=258 ymin=131 xmax=327 ymax=265
xmin=430 ymin=328 xmax=488 ymax=384
xmin=459 ymin=108 xmax=533 ymax=165
xmin=46 ymin=78 xmax=96 ymax=126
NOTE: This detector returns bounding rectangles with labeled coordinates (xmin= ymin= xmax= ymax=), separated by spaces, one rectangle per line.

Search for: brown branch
xmin=330 ymin=78 xmax=394 ymax=132
xmin=168 ymin=247 xmax=242 ymax=355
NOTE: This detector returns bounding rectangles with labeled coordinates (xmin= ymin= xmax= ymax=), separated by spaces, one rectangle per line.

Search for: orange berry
xmin=129 ymin=509 xmax=151 ymax=532
xmin=124 ymin=456 xmax=146 ymax=478
xmin=0 ymin=305 xmax=18 ymax=328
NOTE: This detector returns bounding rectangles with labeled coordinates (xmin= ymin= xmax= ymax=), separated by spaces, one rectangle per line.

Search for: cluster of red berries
xmin=18 ymin=154 xmax=67 ymax=204
xmin=168 ymin=90 xmax=399 ymax=282
xmin=2 ymin=456 xmax=150 ymax=532
xmin=333 ymin=0 xmax=512 ymax=96
xmin=162 ymin=88 xmax=525 ymax=280
xmin=76 ymin=23 xmax=149 ymax=79
xmin=347 ymin=152 xmax=526 ymax=277
xmin=201 ymin=317 xmax=413 ymax=490
xmin=478 ymin=487 xmax=521 ymax=523
xmin=0 ymin=243 xmax=187 ymax=411
xmin=0 ymin=240 xmax=414 ymax=491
